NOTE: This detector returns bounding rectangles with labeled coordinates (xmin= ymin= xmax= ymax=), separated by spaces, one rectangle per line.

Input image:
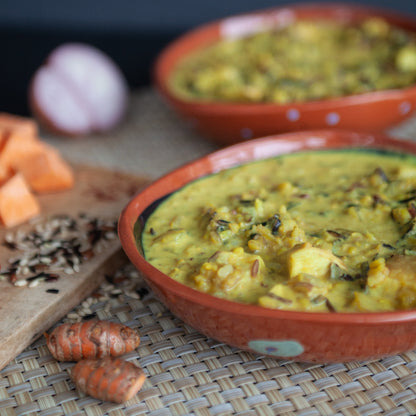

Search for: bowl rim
xmin=119 ymin=129 xmax=416 ymax=326
xmin=153 ymin=1 xmax=416 ymax=111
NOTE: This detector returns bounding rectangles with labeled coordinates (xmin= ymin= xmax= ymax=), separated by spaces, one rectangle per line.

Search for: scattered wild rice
xmin=0 ymin=213 xmax=117 ymax=287
xmin=63 ymin=263 xmax=148 ymax=323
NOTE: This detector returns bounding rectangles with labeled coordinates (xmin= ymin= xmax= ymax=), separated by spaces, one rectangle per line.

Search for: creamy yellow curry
xmin=170 ymin=18 xmax=416 ymax=104
xmin=142 ymin=150 xmax=416 ymax=312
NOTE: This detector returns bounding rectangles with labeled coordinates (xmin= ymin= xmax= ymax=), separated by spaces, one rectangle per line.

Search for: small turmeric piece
xmin=71 ymin=357 xmax=146 ymax=403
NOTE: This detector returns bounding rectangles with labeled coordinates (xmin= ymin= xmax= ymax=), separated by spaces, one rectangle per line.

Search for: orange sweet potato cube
xmin=0 ymin=173 xmax=40 ymax=227
xmin=0 ymin=113 xmax=38 ymax=137
xmin=0 ymin=131 xmax=42 ymax=176
xmin=13 ymin=143 xmax=74 ymax=193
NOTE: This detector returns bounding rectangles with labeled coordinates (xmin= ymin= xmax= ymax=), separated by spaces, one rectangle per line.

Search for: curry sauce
xmin=142 ymin=150 xmax=416 ymax=312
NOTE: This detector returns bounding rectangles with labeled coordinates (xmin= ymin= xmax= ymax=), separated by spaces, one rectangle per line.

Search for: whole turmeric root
xmin=45 ymin=320 xmax=140 ymax=361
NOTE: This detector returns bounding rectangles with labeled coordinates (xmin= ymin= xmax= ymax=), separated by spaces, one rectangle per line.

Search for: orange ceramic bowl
xmin=119 ymin=129 xmax=416 ymax=363
xmin=154 ymin=3 xmax=416 ymax=146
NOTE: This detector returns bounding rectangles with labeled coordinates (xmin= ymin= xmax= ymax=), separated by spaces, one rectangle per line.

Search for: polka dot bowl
xmin=119 ymin=129 xmax=416 ymax=363
xmin=154 ymin=3 xmax=416 ymax=146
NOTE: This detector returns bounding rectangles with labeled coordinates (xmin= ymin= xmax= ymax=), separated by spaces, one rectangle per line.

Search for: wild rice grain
xmin=1 ymin=213 xmax=118 ymax=287
xmin=28 ymin=279 xmax=40 ymax=288
xmin=251 ymin=259 xmax=259 ymax=278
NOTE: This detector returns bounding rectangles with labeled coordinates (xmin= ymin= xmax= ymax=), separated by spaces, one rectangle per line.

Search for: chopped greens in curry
xmin=170 ymin=17 xmax=416 ymax=104
xmin=142 ymin=150 xmax=416 ymax=312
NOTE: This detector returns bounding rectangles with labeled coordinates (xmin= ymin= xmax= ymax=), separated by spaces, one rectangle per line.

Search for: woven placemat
xmin=3 ymin=88 xmax=416 ymax=415
xmin=1 ymin=261 xmax=416 ymax=416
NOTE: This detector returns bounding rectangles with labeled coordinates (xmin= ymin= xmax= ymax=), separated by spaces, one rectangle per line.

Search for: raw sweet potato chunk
xmin=0 ymin=113 xmax=38 ymax=137
xmin=13 ymin=143 xmax=74 ymax=193
xmin=0 ymin=128 xmax=9 ymax=148
xmin=0 ymin=112 xmax=75 ymax=227
xmin=0 ymin=173 xmax=40 ymax=227
xmin=0 ymin=131 xmax=41 ymax=177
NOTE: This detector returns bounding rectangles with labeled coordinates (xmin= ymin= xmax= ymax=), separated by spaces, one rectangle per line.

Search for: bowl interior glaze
xmin=154 ymin=3 xmax=416 ymax=145
xmin=119 ymin=130 xmax=416 ymax=362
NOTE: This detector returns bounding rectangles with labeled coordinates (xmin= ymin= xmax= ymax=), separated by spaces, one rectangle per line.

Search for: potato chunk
xmin=286 ymin=242 xmax=345 ymax=278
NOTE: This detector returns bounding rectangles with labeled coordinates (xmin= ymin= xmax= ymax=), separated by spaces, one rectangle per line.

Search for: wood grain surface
xmin=0 ymin=165 xmax=149 ymax=370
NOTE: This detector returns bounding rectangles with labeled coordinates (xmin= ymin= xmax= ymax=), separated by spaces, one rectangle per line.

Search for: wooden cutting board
xmin=0 ymin=165 xmax=149 ymax=370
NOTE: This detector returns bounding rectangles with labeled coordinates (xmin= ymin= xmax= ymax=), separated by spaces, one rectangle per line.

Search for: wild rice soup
xmin=170 ymin=18 xmax=416 ymax=104
xmin=142 ymin=150 xmax=416 ymax=312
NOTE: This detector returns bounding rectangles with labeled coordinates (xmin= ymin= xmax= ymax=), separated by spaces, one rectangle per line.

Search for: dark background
xmin=3 ymin=0 xmax=416 ymax=115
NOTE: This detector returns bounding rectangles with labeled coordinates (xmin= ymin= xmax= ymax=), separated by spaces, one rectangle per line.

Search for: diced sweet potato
xmin=0 ymin=113 xmax=38 ymax=137
xmin=0 ymin=131 xmax=13 ymax=182
xmin=0 ymin=127 xmax=9 ymax=146
xmin=13 ymin=143 xmax=74 ymax=193
xmin=0 ymin=131 xmax=42 ymax=176
xmin=0 ymin=167 xmax=10 ymax=186
xmin=0 ymin=173 xmax=40 ymax=227
xmin=0 ymin=112 xmax=75 ymax=227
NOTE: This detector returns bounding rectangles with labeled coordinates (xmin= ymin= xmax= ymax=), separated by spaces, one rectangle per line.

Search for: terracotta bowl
xmin=119 ymin=129 xmax=416 ymax=363
xmin=154 ymin=3 xmax=416 ymax=146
